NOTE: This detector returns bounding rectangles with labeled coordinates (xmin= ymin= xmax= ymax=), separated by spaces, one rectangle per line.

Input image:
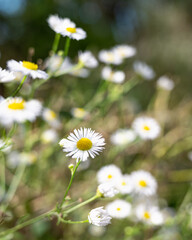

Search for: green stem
xmin=0 ymin=153 xmax=5 ymax=196
xmin=64 ymin=37 xmax=71 ymax=57
xmin=52 ymin=33 xmax=61 ymax=53
xmin=60 ymin=219 xmax=88 ymax=224
xmin=3 ymin=164 xmax=26 ymax=211
xmin=65 ymin=195 xmax=99 ymax=214
xmin=12 ymin=75 xmax=27 ymax=97
xmin=60 ymin=160 xmax=81 ymax=208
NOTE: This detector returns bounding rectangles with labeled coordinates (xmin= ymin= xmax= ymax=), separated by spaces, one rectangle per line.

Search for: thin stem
xmin=64 ymin=37 xmax=71 ymax=57
xmin=0 ymin=153 xmax=5 ymax=196
xmin=3 ymin=164 xmax=26 ymax=211
xmin=60 ymin=160 xmax=81 ymax=208
xmin=60 ymin=219 xmax=88 ymax=224
xmin=52 ymin=33 xmax=61 ymax=53
xmin=65 ymin=195 xmax=99 ymax=214
xmin=12 ymin=75 xmax=27 ymax=97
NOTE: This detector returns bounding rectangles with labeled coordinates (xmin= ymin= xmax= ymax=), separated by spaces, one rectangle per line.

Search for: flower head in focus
xmin=98 ymin=50 xmax=123 ymax=65
xmin=106 ymin=199 xmax=132 ymax=219
xmin=7 ymin=60 xmax=48 ymax=79
xmin=59 ymin=128 xmax=105 ymax=161
xmin=78 ymin=51 xmax=98 ymax=68
xmin=132 ymin=116 xmax=161 ymax=140
xmin=101 ymin=66 xmax=125 ymax=84
xmin=0 ymin=67 xmax=15 ymax=83
xmin=113 ymin=44 xmax=136 ymax=59
xmin=97 ymin=164 xmax=122 ymax=184
xmin=97 ymin=182 xmax=119 ymax=198
xmin=133 ymin=61 xmax=155 ymax=80
xmin=88 ymin=207 xmax=112 ymax=226
xmin=157 ymin=76 xmax=175 ymax=91
xmin=0 ymin=97 xmax=42 ymax=126
xmin=130 ymin=170 xmax=157 ymax=196
xmin=110 ymin=129 xmax=136 ymax=145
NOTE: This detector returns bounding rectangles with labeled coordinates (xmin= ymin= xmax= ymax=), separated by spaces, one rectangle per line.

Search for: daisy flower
xmin=113 ymin=44 xmax=136 ymax=59
xmin=110 ymin=129 xmax=136 ymax=145
xmin=97 ymin=164 xmax=122 ymax=184
xmin=157 ymin=76 xmax=175 ymax=91
xmin=88 ymin=207 xmax=112 ymax=227
xmin=97 ymin=182 xmax=119 ymax=198
xmin=78 ymin=51 xmax=98 ymax=68
xmin=130 ymin=170 xmax=157 ymax=196
xmin=106 ymin=199 xmax=132 ymax=219
xmin=135 ymin=204 xmax=164 ymax=225
xmin=101 ymin=66 xmax=125 ymax=84
xmin=45 ymin=54 xmax=63 ymax=72
xmin=69 ymin=68 xmax=90 ymax=78
xmin=52 ymin=16 xmax=86 ymax=40
xmin=115 ymin=174 xmax=133 ymax=194
xmin=132 ymin=116 xmax=161 ymax=140
xmin=71 ymin=108 xmax=89 ymax=119
xmin=42 ymin=108 xmax=60 ymax=128
xmin=41 ymin=129 xmax=58 ymax=144
xmin=7 ymin=60 xmax=48 ymax=79
xmin=59 ymin=128 xmax=105 ymax=162
xmin=0 ymin=67 xmax=15 ymax=83
xmin=0 ymin=97 xmax=42 ymax=126
xmin=133 ymin=61 xmax=155 ymax=80
xmin=98 ymin=50 xmax=123 ymax=65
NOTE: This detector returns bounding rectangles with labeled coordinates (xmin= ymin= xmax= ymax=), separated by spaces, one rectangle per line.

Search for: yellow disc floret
xmin=144 ymin=211 xmax=150 ymax=219
xmin=76 ymin=137 xmax=92 ymax=151
xmin=116 ymin=208 xmax=121 ymax=211
xmin=107 ymin=174 xmax=113 ymax=179
xmin=22 ymin=61 xmax=38 ymax=70
xmin=66 ymin=27 xmax=76 ymax=33
xmin=8 ymin=99 xmax=25 ymax=110
xmin=139 ymin=180 xmax=147 ymax=188
xmin=121 ymin=181 xmax=126 ymax=186
xmin=143 ymin=125 xmax=150 ymax=131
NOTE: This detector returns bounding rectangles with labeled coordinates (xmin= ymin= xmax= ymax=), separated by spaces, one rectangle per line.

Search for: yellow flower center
xmin=144 ymin=211 xmax=150 ymax=219
xmin=139 ymin=180 xmax=147 ymax=188
xmin=8 ymin=99 xmax=25 ymax=110
xmin=107 ymin=174 xmax=113 ymax=179
xmin=76 ymin=138 xmax=92 ymax=151
xmin=121 ymin=181 xmax=126 ymax=186
xmin=47 ymin=110 xmax=56 ymax=120
xmin=107 ymin=53 xmax=114 ymax=61
xmin=22 ymin=61 xmax=38 ymax=70
xmin=116 ymin=208 xmax=121 ymax=211
xmin=66 ymin=27 xmax=76 ymax=33
xmin=143 ymin=125 xmax=150 ymax=131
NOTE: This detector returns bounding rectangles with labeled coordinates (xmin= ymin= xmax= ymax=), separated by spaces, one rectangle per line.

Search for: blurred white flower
xmin=69 ymin=68 xmax=90 ymax=78
xmin=42 ymin=108 xmax=60 ymax=128
xmin=45 ymin=54 xmax=63 ymax=72
xmin=88 ymin=207 xmax=112 ymax=226
xmin=133 ymin=61 xmax=155 ymax=80
xmin=0 ymin=139 xmax=12 ymax=153
xmin=101 ymin=66 xmax=125 ymax=84
xmin=106 ymin=199 xmax=132 ymax=219
xmin=7 ymin=151 xmax=37 ymax=168
xmin=98 ymin=50 xmax=123 ymax=65
xmin=59 ymin=128 xmax=105 ymax=161
xmin=7 ymin=60 xmax=48 ymax=79
xmin=0 ymin=97 xmax=42 ymax=126
xmin=157 ymin=76 xmax=175 ymax=91
xmin=71 ymin=107 xmax=89 ymax=119
xmin=88 ymin=225 xmax=106 ymax=237
xmin=48 ymin=15 xmax=86 ymax=40
xmin=110 ymin=129 xmax=136 ymax=145
xmin=97 ymin=164 xmax=122 ymax=184
xmin=78 ymin=51 xmax=98 ymax=68
xmin=130 ymin=170 xmax=157 ymax=196
xmin=113 ymin=45 xmax=136 ymax=59
xmin=97 ymin=182 xmax=119 ymax=198
xmin=0 ymin=68 xmax=15 ymax=83
xmin=132 ymin=116 xmax=161 ymax=140
xmin=135 ymin=204 xmax=164 ymax=225
xmin=115 ymin=174 xmax=133 ymax=194
xmin=41 ymin=129 xmax=58 ymax=143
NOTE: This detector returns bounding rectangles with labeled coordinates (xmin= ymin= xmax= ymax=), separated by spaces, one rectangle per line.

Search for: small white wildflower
xmin=7 ymin=151 xmax=37 ymax=168
xmin=97 ymin=164 xmax=122 ymax=184
xmin=42 ymin=108 xmax=60 ymax=128
xmin=133 ymin=61 xmax=155 ymax=80
xmin=135 ymin=204 xmax=164 ymax=225
xmin=78 ymin=51 xmax=98 ymax=68
xmin=59 ymin=128 xmax=105 ymax=162
xmin=0 ymin=97 xmax=42 ymax=126
xmin=88 ymin=207 xmax=112 ymax=226
xmin=97 ymin=182 xmax=119 ymax=198
xmin=101 ymin=66 xmax=125 ymax=84
xmin=98 ymin=50 xmax=123 ymax=65
xmin=106 ymin=199 xmax=132 ymax=219
xmin=110 ymin=129 xmax=136 ymax=145
xmin=157 ymin=76 xmax=175 ymax=91
xmin=69 ymin=68 xmax=90 ymax=78
xmin=88 ymin=225 xmax=106 ymax=237
xmin=41 ymin=129 xmax=58 ymax=143
xmin=113 ymin=44 xmax=136 ymax=59
xmin=7 ymin=60 xmax=48 ymax=79
xmin=115 ymin=174 xmax=133 ymax=194
xmin=0 ymin=68 xmax=15 ymax=83
xmin=45 ymin=54 xmax=63 ymax=72
xmin=71 ymin=107 xmax=88 ymax=119
xmin=132 ymin=116 xmax=161 ymax=140
xmin=130 ymin=170 xmax=157 ymax=196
